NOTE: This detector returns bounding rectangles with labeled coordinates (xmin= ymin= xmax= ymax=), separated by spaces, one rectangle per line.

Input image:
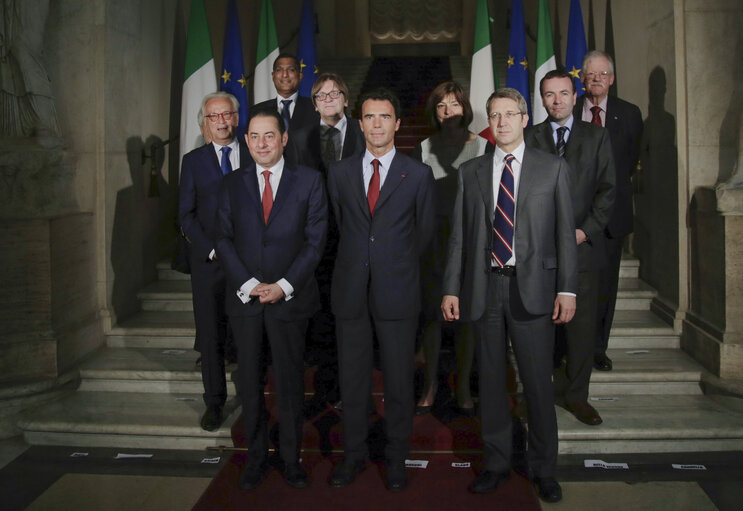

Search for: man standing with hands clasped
xmin=442 ymin=88 xmax=577 ymax=503
xmin=215 ymin=109 xmax=327 ymax=491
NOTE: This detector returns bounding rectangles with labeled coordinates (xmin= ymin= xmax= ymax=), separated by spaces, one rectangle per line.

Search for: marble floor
xmin=1 ymin=438 xmax=741 ymax=511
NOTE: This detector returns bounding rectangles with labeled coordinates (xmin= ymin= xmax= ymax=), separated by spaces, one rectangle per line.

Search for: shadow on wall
xmin=633 ymin=66 xmax=678 ymax=304
xmin=716 ymin=31 xmax=743 ymax=187
xmin=110 ymin=136 xmax=174 ymax=324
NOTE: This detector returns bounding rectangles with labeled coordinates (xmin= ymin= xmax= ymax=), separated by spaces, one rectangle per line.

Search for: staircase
xmin=17 ymin=254 xmax=743 ymax=453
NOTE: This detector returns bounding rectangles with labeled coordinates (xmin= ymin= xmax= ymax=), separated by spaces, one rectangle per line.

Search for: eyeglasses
xmin=584 ymin=71 xmax=612 ymax=80
xmin=488 ymin=111 xmax=523 ymax=121
xmin=314 ymin=90 xmax=344 ymax=102
xmin=205 ymin=111 xmax=236 ymax=122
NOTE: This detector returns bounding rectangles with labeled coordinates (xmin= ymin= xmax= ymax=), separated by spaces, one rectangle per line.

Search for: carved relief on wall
xmin=369 ymin=0 xmax=462 ymax=44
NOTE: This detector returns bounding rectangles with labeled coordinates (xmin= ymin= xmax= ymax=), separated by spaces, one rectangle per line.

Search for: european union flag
xmin=565 ymin=0 xmax=587 ymax=97
xmin=297 ymin=0 xmax=317 ymax=98
xmin=506 ymin=0 xmax=531 ymax=122
xmin=220 ymin=0 xmax=248 ymax=134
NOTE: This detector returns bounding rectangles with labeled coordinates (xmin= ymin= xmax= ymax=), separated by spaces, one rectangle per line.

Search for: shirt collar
xmin=363 ymin=147 xmax=396 ymax=170
xmin=277 ymin=92 xmax=299 ymax=107
xmin=493 ymin=141 xmax=525 ymax=164
xmin=584 ymin=94 xmax=608 ymax=112
xmin=549 ymin=114 xmax=574 ymax=134
xmin=320 ymin=114 xmax=347 ymax=134
xmin=256 ymin=156 xmax=285 ymax=177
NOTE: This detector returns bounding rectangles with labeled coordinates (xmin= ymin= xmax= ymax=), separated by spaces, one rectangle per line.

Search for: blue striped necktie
xmin=492 ymin=153 xmax=515 ymax=267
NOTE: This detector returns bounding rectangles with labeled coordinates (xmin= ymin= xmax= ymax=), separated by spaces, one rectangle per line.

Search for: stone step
xmin=19 ymin=391 xmax=743 ymax=454
xmin=156 ymin=260 xmax=190 ymax=282
xmin=107 ymin=309 xmax=678 ymax=350
xmin=137 ymin=276 xmax=656 ymax=313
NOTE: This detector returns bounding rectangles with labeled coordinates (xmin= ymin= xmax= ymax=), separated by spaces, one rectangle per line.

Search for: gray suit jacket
xmin=525 ymin=118 xmax=616 ymax=272
xmin=442 ymin=147 xmax=578 ymax=321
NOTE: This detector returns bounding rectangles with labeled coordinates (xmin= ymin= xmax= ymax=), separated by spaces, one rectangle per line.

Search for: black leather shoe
xmin=566 ymin=401 xmax=603 ymax=426
xmin=534 ymin=477 xmax=562 ymax=502
xmin=594 ymin=353 xmax=613 ymax=371
xmin=328 ymin=459 xmax=366 ymax=488
xmin=200 ymin=405 xmax=223 ymax=432
xmin=280 ymin=462 xmax=309 ymax=489
xmin=468 ymin=470 xmax=510 ymax=494
xmin=414 ymin=404 xmax=432 ymax=416
xmin=239 ymin=459 xmax=268 ymax=490
xmin=385 ymin=461 xmax=407 ymax=491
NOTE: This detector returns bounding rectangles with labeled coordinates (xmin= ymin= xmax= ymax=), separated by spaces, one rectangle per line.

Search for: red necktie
xmin=590 ymin=105 xmax=603 ymax=126
xmin=262 ymin=170 xmax=273 ymax=224
xmin=368 ymin=159 xmax=380 ymax=216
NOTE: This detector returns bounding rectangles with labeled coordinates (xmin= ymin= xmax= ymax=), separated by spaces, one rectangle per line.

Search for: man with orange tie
xmin=576 ymin=51 xmax=643 ymax=372
xmin=326 ymin=88 xmax=435 ymax=492
xmin=215 ymin=109 xmax=327 ymax=491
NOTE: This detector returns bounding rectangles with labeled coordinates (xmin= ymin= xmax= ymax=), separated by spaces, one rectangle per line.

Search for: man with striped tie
xmin=442 ymin=88 xmax=577 ymax=502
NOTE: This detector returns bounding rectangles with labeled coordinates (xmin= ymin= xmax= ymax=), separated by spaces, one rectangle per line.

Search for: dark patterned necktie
xmin=590 ymin=105 xmax=603 ymax=126
xmin=492 ymin=154 xmax=515 ymax=267
xmin=556 ymin=126 xmax=568 ymax=158
xmin=281 ymin=99 xmax=292 ymax=130
xmin=322 ymin=126 xmax=339 ymax=169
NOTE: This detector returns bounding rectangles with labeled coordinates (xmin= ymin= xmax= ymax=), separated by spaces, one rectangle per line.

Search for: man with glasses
xmin=292 ymin=73 xmax=366 ymax=406
xmin=576 ymin=51 xmax=643 ymax=373
xmin=251 ymin=53 xmax=319 ymax=164
xmin=526 ymin=69 xmax=616 ymax=428
xmin=179 ymin=92 xmax=252 ymax=431
xmin=442 ymin=88 xmax=577 ymax=502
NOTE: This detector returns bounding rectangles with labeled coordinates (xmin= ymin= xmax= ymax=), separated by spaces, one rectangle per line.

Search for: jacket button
xmin=370 ymin=236 xmax=375 ymax=242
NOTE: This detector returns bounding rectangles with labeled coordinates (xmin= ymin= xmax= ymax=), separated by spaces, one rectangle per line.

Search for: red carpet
xmin=194 ymin=368 xmax=540 ymax=510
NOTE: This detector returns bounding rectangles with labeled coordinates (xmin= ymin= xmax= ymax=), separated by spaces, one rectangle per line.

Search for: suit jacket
xmin=442 ymin=147 xmax=578 ymax=321
xmin=214 ymin=161 xmax=328 ymax=321
xmin=575 ymin=96 xmax=643 ymax=238
xmin=178 ymin=140 xmax=253 ymax=265
xmin=327 ymin=150 xmax=436 ymax=320
xmin=525 ymin=118 xmax=616 ymax=271
xmin=292 ymin=116 xmax=366 ymax=176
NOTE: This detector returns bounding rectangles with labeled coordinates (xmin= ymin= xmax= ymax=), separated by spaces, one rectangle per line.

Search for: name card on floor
xmin=452 ymin=462 xmax=471 ymax=468
xmin=70 ymin=452 xmax=88 ymax=457
xmin=626 ymin=350 xmax=650 ymax=355
xmin=162 ymin=350 xmax=186 ymax=355
xmin=590 ymin=397 xmax=618 ymax=402
xmin=405 ymin=460 xmax=429 ymax=468
xmin=115 ymin=453 xmax=153 ymax=459
xmin=201 ymin=457 xmax=221 ymax=464
xmin=584 ymin=459 xmax=629 ymax=469
xmin=672 ymin=464 xmax=707 ymax=470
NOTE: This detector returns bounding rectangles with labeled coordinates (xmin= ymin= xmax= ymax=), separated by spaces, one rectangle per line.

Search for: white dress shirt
xmin=581 ymin=95 xmax=608 ymax=126
xmin=362 ymin=147 xmax=396 ymax=194
xmin=276 ymin=92 xmax=299 ymax=119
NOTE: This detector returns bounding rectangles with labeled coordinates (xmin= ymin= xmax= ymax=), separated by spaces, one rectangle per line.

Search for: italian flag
xmin=469 ymin=0 xmax=497 ymax=142
xmin=532 ymin=0 xmax=556 ymax=125
xmin=179 ymin=0 xmax=216 ymax=165
xmin=254 ymin=0 xmax=280 ymax=104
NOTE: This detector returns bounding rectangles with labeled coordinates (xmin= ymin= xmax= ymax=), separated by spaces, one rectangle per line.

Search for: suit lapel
xmin=346 ymin=155 xmax=370 ymax=220
xmin=267 ymin=164 xmax=295 ymax=225
xmin=537 ymin=122 xmax=557 ymax=155
xmin=475 ymin=155 xmax=494 ymax=223
xmin=240 ymin=163 xmax=264 ymax=221
xmin=517 ymin=148 xmax=538 ymax=208
xmin=201 ymin=144 xmax=223 ymax=179
xmin=375 ymin=153 xmax=407 ymax=213
xmin=565 ymin=119 xmax=585 ymax=161
xmin=342 ymin=119 xmax=361 ymax=159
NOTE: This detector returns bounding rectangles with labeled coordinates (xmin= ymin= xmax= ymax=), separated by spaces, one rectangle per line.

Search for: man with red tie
xmin=326 ymin=88 xmax=435 ymax=492
xmin=576 ymin=51 xmax=643 ymax=372
xmin=215 ymin=109 xmax=327 ymax=491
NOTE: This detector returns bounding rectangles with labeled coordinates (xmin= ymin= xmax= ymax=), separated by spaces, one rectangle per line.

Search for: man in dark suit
xmin=214 ymin=109 xmax=328 ymax=490
xmin=326 ymin=88 xmax=435 ymax=492
xmin=526 ymin=70 xmax=616 ymax=426
xmin=442 ymin=88 xmax=577 ymax=503
xmin=179 ymin=92 xmax=252 ymax=432
xmin=292 ymin=72 xmax=365 ymax=404
xmin=576 ymin=51 xmax=643 ymax=372
xmin=251 ymin=53 xmax=319 ymax=165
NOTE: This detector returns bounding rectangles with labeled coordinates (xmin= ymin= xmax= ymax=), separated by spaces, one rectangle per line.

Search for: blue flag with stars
xmin=220 ymin=0 xmax=248 ymax=134
xmin=297 ymin=0 xmax=317 ymax=98
xmin=565 ymin=0 xmax=587 ymax=97
xmin=506 ymin=0 xmax=531 ymax=122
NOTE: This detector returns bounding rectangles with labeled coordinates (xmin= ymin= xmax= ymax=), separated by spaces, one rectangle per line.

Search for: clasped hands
xmin=250 ymin=282 xmax=285 ymax=303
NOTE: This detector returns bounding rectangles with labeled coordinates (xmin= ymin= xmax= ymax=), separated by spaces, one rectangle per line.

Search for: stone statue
xmin=1 ymin=0 xmax=60 ymax=139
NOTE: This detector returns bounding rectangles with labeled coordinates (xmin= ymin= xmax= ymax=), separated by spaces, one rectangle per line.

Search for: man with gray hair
xmin=179 ymin=91 xmax=252 ymax=431
xmin=576 ymin=51 xmax=643 ymax=372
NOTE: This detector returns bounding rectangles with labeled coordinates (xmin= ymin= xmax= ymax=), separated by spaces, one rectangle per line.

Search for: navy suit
xmin=293 ymin=116 xmax=366 ymax=177
xmin=328 ymin=150 xmax=435 ymax=463
xmin=251 ymin=96 xmax=319 ymax=166
xmin=215 ymin=160 xmax=327 ymax=465
xmin=575 ymin=96 xmax=643 ymax=356
xmin=178 ymin=141 xmax=251 ymax=409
